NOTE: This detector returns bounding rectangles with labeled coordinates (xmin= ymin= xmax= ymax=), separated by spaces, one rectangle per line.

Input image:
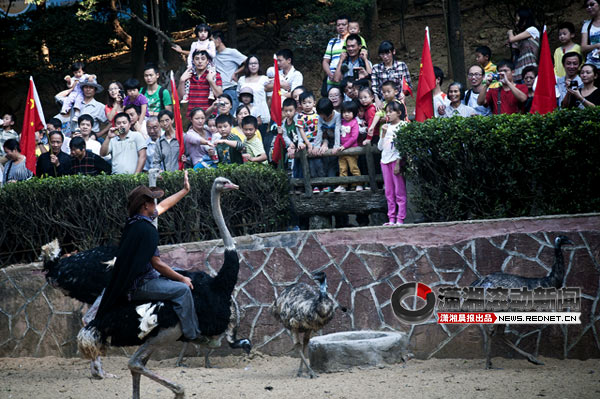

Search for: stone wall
xmin=1 ymin=214 xmax=599 ymax=360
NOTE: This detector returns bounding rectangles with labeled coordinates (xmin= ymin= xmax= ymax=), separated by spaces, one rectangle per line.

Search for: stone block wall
xmin=1 ymin=214 xmax=599 ymax=360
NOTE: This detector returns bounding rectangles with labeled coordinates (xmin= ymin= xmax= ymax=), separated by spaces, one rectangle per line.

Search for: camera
xmin=569 ymin=80 xmax=579 ymax=89
xmin=119 ymin=89 xmax=125 ymax=100
xmin=353 ymin=68 xmax=360 ymax=79
xmin=118 ymin=127 xmax=126 ymax=135
xmin=490 ymin=73 xmax=500 ymax=81
xmin=217 ymin=101 xmax=226 ymax=106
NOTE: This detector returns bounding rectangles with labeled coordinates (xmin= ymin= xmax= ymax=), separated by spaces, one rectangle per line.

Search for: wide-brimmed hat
xmin=80 ymin=77 xmax=104 ymax=93
xmin=127 ymin=185 xmax=164 ymax=217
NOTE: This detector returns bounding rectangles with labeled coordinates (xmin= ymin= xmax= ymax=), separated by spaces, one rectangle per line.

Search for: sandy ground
xmin=1 ymin=354 xmax=599 ymax=399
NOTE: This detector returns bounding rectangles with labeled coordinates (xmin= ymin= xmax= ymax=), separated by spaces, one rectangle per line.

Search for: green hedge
xmin=0 ymin=165 xmax=290 ymax=266
xmin=395 ymin=108 xmax=600 ymax=222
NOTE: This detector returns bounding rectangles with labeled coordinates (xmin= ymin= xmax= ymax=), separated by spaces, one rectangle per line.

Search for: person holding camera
xmin=100 ymin=112 xmax=147 ymax=175
xmin=477 ymin=59 xmax=528 ymax=114
xmin=333 ymin=34 xmax=372 ymax=84
xmin=564 ymin=63 xmax=600 ymax=108
xmin=558 ymin=52 xmax=584 ymax=107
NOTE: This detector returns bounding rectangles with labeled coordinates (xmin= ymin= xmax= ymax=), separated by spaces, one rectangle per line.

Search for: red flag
xmin=21 ymin=76 xmax=46 ymax=175
xmin=270 ymin=54 xmax=286 ymax=165
xmin=170 ymin=71 xmax=185 ymax=170
xmin=530 ymin=27 xmax=557 ymax=114
xmin=415 ymin=27 xmax=436 ymax=122
xmin=402 ymin=75 xmax=413 ymax=97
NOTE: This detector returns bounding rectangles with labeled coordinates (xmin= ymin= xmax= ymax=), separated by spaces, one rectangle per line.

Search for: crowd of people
xmin=2 ymin=3 xmax=600 ymax=226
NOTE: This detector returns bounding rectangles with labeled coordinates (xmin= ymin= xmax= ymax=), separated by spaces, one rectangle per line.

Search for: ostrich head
xmin=214 ymin=177 xmax=239 ymax=193
xmin=312 ymin=271 xmax=327 ymax=285
xmin=555 ymin=235 xmax=574 ymax=248
xmin=40 ymin=239 xmax=61 ymax=263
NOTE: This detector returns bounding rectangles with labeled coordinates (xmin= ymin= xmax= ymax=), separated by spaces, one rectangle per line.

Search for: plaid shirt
xmin=70 ymin=151 xmax=111 ymax=176
xmin=370 ymin=60 xmax=412 ymax=100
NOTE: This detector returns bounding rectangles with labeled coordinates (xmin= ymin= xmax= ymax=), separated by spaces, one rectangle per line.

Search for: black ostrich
xmin=471 ymin=235 xmax=574 ymax=369
xmin=272 ymin=271 xmax=345 ymax=378
xmin=40 ymin=239 xmax=118 ymax=378
xmin=77 ymin=177 xmax=250 ymax=399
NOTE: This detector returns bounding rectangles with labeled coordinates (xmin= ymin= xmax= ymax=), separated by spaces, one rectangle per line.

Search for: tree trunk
xmin=226 ymin=0 xmax=237 ymax=47
xmin=130 ymin=0 xmax=145 ymax=77
xmin=145 ymin=0 xmax=158 ymax=64
xmin=109 ymin=0 xmax=132 ymax=48
xmin=363 ymin=0 xmax=379 ymax=40
xmin=446 ymin=0 xmax=466 ymax=85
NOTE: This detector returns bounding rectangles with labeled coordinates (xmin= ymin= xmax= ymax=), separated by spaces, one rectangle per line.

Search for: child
xmin=554 ymin=22 xmax=582 ymax=77
xmin=213 ymin=114 xmax=244 ymax=164
xmin=334 ymin=101 xmax=361 ymax=192
xmin=297 ymin=91 xmax=325 ymax=192
xmin=358 ymin=87 xmax=376 ymax=145
xmin=367 ymin=80 xmax=399 ymax=139
xmin=238 ymin=86 xmax=263 ymax=124
xmin=123 ymin=78 xmax=149 ymax=123
xmin=172 ymin=23 xmax=217 ymax=103
xmin=231 ymin=105 xmax=263 ymax=142
xmin=241 ymin=115 xmax=267 ymax=164
xmin=278 ymin=98 xmax=302 ymax=174
xmin=378 ymin=101 xmax=408 ymax=226
xmin=0 ymin=113 xmax=19 ymax=163
xmin=345 ymin=20 xmax=368 ymax=55
xmin=475 ymin=45 xmax=497 ymax=75
xmin=206 ymin=115 xmax=218 ymax=136
xmin=316 ymin=98 xmax=341 ymax=193
xmin=60 ymin=62 xmax=97 ymax=120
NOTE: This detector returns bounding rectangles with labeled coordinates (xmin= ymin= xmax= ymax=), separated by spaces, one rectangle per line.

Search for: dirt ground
xmin=1 ymin=354 xmax=599 ymax=399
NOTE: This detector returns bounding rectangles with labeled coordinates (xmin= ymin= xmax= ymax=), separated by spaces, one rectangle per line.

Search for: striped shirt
xmin=323 ymin=34 xmax=348 ymax=86
xmin=187 ymin=70 xmax=222 ymax=116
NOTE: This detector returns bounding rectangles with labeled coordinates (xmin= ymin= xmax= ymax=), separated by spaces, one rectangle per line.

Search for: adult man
xmin=212 ymin=31 xmax=247 ymax=111
xmin=477 ymin=60 xmax=528 ymax=114
xmin=463 ymin=65 xmax=491 ymax=115
xmin=55 ymin=77 xmax=107 ymax=137
xmin=124 ymin=104 xmax=147 ymax=138
xmin=333 ymin=34 xmax=372 ymax=82
xmin=36 ymin=131 xmax=72 ymax=177
xmin=144 ymin=117 xmax=161 ymax=172
xmin=69 ymin=136 xmax=111 ymax=176
xmin=100 ymin=112 xmax=147 ymax=175
xmin=275 ymin=49 xmax=303 ymax=99
xmin=322 ymin=16 xmax=349 ymax=90
xmin=141 ymin=63 xmax=173 ymax=116
xmin=155 ymin=110 xmax=181 ymax=172
xmin=94 ymin=171 xmax=200 ymax=342
xmin=558 ymin=52 xmax=584 ymax=107
xmin=178 ymin=50 xmax=223 ymax=116
xmin=74 ymin=114 xmax=102 ymax=155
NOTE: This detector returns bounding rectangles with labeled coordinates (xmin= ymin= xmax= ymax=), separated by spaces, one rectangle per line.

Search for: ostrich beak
xmin=224 ymin=182 xmax=239 ymax=191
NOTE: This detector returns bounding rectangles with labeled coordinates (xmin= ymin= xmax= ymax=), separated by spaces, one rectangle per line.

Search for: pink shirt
xmin=340 ymin=118 xmax=359 ymax=149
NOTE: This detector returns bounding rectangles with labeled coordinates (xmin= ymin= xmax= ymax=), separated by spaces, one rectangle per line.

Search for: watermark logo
xmin=391 ymin=282 xmax=437 ymax=324
xmin=391 ymin=283 xmax=581 ymax=325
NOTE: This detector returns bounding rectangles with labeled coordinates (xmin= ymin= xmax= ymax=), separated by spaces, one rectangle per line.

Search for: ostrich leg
xmin=298 ymin=332 xmax=316 ymax=378
xmin=501 ymin=336 xmax=544 ymax=365
xmin=128 ymin=327 xmax=185 ymax=399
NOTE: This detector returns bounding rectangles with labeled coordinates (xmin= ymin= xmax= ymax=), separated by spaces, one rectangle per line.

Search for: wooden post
xmin=365 ymin=144 xmax=377 ymax=190
xmin=299 ymin=150 xmax=312 ymax=197
xmin=446 ymin=0 xmax=466 ymax=85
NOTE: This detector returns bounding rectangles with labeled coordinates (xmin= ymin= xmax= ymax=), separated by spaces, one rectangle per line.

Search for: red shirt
xmin=188 ymin=70 xmax=222 ymax=116
xmin=485 ymin=84 xmax=528 ymax=115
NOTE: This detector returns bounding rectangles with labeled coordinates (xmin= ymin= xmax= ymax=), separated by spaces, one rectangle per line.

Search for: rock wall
xmin=1 ymin=214 xmax=599 ymax=360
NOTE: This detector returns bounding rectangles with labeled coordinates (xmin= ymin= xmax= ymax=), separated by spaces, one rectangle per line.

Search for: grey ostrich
xmin=471 ymin=235 xmax=574 ymax=369
xmin=272 ymin=271 xmax=345 ymax=378
xmin=77 ymin=177 xmax=249 ymax=399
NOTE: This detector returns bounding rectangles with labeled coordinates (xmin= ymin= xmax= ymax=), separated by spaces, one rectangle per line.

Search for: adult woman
xmin=370 ymin=41 xmax=411 ymax=108
xmin=440 ymin=82 xmax=477 ymax=118
xmin=205 ymin=93 xmax=235 ymax=121
xmin=582 ymin=0 xmax=600 ymax=68
xmin=105 ymin=81 xmax=125 ymax=126
xmin=2 ymin=139 xmax=33 ymax=184
xmin=507 ymin=8 xmax=540 ymax=82
xmin=183 ymin=107 xmax=219 ymax=169
xmin=565 ymin=63 xmax=600 ymax=108
xmin=328 ymin=86 xmax=343 ymax=112
xmin=521 ymin=66 xmax=537 ymax=113
xmin=237 ymin=55 xmax=271 ymax=132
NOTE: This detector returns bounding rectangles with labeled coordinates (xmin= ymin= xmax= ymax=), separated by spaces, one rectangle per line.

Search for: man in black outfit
xmin=36 ymin=130 xmax=72 ymax=177
xmin=69 ymin=137 xmax=111 ymax=176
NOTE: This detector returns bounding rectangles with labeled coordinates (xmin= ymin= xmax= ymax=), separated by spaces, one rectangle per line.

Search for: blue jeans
xmin=131 ymin=277 xmax=200 ymax=340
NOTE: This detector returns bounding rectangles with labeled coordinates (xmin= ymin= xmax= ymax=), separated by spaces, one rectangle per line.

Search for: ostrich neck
xmin=549 ymin=244 xmax=565 ymax=286
xmin=212 ymin=187 xmax=234 ymax=250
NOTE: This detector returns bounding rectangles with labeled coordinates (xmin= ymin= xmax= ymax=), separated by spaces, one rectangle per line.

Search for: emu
xmin=471 ymin=235 xmax=574 ymax=369
xmin=77 ymin=177 xmax=249 ymax=399
xmin=272 ymin=271 xmax=345 ymax=378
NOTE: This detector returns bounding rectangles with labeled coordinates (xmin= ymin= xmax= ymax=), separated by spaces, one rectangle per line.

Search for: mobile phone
xmin=353 ymin=68 xmax=360 ymax=79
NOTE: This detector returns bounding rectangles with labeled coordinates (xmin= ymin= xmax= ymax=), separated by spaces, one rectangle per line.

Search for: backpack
xmin=140 ymin=86 xmax=168 ymax=110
